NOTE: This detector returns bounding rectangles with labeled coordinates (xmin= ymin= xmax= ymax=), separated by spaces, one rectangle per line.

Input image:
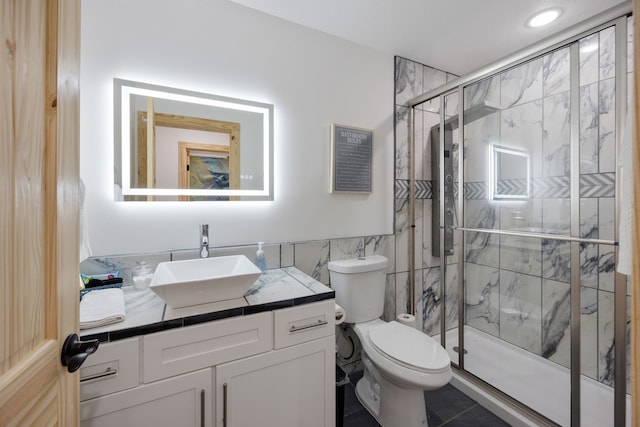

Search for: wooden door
xmin=0 ymin=0 xmax=81 ymax=425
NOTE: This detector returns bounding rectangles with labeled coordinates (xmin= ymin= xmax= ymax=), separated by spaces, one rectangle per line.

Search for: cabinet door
xmin=80 ymin=368 xmax=212 ymax=427
xmin=216 ymin=336 xmax=335 ymax=427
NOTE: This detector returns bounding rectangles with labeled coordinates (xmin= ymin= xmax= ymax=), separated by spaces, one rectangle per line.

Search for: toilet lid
xmin=368 ymin=321 xmax=450 ymax=373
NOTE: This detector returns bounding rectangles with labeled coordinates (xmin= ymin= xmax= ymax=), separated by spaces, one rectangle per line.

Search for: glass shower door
xmin=420 ymin=91 xmax=461 ymax=366
xmin=410 ymin=13 xmax=630 ymax=427
xmin=461 ymin=46 xmax=574 ymax=425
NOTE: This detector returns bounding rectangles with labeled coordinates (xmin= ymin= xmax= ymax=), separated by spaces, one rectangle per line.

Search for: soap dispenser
xmin=255 ymin=242 xmax=267 ymax=273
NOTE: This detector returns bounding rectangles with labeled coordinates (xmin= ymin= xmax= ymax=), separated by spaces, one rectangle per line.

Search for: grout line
xmin=438 ymin=403 xmax=479 ymax=426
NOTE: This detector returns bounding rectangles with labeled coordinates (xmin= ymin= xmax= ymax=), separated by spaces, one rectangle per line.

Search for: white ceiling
xmin=229 ymin=0 xmax=629 ymax=75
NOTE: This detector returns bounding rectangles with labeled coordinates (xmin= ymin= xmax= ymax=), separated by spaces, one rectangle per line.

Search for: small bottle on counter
xmin=132 ymin=261 xmax=154 ymax=290
xmin=255 ymin=242 xmax=267 ymax=273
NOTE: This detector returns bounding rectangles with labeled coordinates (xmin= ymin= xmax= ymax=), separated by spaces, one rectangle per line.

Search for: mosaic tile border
xmin=394 ymin=172 xmax=615 ymax=201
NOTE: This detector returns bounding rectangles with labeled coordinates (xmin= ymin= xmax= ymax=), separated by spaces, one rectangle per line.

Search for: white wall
xmin=80 ymin=0 xmax=394 ymax=256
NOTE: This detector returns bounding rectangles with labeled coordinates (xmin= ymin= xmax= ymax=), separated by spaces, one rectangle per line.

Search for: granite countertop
xmin=81 ymin=267 xmax=334 ymax=343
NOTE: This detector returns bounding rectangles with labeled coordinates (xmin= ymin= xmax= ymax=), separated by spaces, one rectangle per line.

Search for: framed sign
xmin=331 ymin=124 xmax=372 ymax=193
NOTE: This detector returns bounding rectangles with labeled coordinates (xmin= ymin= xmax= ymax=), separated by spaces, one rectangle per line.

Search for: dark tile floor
xmin=340 ymin=372 xmax=510 ymax=427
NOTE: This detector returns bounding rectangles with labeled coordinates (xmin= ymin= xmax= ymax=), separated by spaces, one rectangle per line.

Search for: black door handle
xmin=61 ymin=333 xmax=99 ymax=373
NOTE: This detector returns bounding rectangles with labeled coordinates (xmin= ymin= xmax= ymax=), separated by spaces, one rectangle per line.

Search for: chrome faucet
xmin=200 ymin=224 xmax=209 ymax=258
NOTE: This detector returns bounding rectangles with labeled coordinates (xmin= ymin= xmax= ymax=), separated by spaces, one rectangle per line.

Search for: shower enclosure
xmin=402 ymin=5 xmax=632 ymax=426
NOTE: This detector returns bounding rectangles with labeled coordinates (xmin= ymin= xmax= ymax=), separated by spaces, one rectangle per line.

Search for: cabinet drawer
xmin=143 ymin=312 xmax=272 ymax=382
xmin=80 ymin=337 xmax=139 ymax=401
xmin=274 ymin=299 xmax=335 ymax=349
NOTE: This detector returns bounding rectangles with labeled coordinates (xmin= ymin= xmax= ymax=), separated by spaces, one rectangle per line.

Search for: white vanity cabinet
xmin=216 ymin=336 xmax=334 ymax=427
xmin=216 ymin=302 xmax=336 ymax=427
xmin=79 ymin=299 xmax=336 ymax=427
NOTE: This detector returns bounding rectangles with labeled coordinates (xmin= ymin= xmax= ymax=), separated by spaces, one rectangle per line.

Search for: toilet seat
xmin=368 ymin=321 xmax=450 ymax=374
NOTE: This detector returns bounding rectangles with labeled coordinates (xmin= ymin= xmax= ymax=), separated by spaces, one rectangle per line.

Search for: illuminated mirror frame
xmin=114 ymin=79 xmax=274 ymax=201
xmin=489 ymin=144 xmax=530 ymax=201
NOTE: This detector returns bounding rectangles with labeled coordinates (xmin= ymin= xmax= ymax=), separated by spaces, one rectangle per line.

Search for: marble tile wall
xmin=463 ymin=24 xmax=628 ymax=388
xmin=81 ymin=235 xmax=397 ymax=290
xmin=394 ymin=57 xmax=459 ymax=339
xmin=395 ymin=18 xmax=632 ymax=391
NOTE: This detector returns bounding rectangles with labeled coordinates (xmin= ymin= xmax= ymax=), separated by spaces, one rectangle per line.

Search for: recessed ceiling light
xmin=527 ymin=8 xmax=561 ymax=28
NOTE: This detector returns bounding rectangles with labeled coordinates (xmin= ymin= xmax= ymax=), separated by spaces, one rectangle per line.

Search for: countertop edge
xmin=80 ymin=272 xmax=335 ymax=343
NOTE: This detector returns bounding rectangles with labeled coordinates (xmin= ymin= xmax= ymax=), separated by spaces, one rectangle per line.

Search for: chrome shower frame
xmin=404 ymin=2 xmax=632 ymax=426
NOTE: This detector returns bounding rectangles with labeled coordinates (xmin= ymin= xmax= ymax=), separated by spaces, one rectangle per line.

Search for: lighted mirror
xmin=490 ymin=144 xmax=530 ymax=200
xmin=114 ymin=79 xmax=273 ymax=201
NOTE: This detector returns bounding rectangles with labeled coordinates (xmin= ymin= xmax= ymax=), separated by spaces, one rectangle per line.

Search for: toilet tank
xmin=328 ymin=255 xmax=388 ymax=323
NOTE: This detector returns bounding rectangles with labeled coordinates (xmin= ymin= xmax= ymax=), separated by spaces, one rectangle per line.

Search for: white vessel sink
xmin=149 ymin=255 xmax=261 ymax=308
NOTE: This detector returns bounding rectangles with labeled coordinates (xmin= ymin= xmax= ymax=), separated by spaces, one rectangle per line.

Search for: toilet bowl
xmin=351 ymin=319 xmax=451 ymax=427
xmin=328 ymin=255 xmax=452 ymax=427
xmin=355 ymin=319 xmax=451 ymax=390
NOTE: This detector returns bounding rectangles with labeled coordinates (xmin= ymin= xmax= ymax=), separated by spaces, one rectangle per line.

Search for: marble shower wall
xmin=394 ymin=18 xmax=632 ymax=390
xmin=394 ymin=57 xmax=459 ymax=333
xmin=461 ymin=21 xmax=631 ymax=389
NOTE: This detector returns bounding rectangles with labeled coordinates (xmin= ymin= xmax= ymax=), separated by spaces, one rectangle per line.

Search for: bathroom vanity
xmin=79 ymin=268 xmax=336 ymax=427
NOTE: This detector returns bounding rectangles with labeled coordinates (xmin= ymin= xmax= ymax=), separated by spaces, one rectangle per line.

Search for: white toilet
xmin=329 ymin=255 xmax=452 ymax=427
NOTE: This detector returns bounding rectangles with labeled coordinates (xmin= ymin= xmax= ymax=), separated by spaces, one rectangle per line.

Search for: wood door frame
xmin=136 ymin=112 xmax=240 ymax=189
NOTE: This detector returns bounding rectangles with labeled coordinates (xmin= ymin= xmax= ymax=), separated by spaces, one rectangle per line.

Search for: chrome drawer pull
xmin=289 ymin=319 xmax=328 ymax=333
xmin=80 ymin=367 xmax=118 ymax=383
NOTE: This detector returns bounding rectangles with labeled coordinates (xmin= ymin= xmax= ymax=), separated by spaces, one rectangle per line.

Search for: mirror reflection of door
xmin=178 ymin=142 xmax=240 ymax=201
xmin=135 ymin=111 xmax=240 ymax=200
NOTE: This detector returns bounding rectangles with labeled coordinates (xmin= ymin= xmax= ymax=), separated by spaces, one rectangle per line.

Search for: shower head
xmin=443 ymin=100 xmax=500 ymax=130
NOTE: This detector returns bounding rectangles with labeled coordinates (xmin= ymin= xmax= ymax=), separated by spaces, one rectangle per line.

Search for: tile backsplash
xmin=81 ymin=235 xmax=397 ymax=306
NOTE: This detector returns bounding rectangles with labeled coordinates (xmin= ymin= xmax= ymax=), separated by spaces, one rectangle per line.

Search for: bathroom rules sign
xmin=331 ymin=124 xmax=372 ymax=193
